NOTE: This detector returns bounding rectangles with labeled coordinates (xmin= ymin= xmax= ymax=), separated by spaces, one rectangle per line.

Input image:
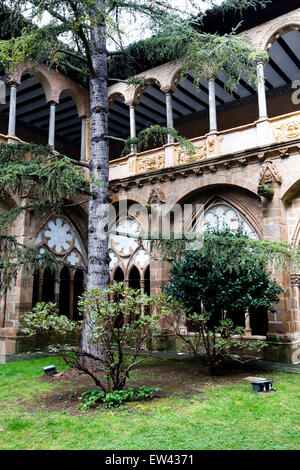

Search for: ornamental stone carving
xmin=148 ymin=188 xmax=165 ymax=204
xmin=273 ymin=119 xmax=300 ymax=143
xmin=128 ymin=157 xmax=136 ymax=176
xmin=259 ymin=160 xmax=282 ymax=185
xmin=110 ymin=218 xmax=140 ymax=257
xmin=199 ymin=202 xmax=258 ymax=239
xmin=178 ymin=143 xmax=206 ymax=164
xmin=35 ymin=217 xmax=86 ymax=266
xmin=291 ymin=274 xmax=300 ymax=287
xmin=109 ymin=217 xmax=151 ymax=279
xmin=138 ymin=153 xmax=165 ymax=173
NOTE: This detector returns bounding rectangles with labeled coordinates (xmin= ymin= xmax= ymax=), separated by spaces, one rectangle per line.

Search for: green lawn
xmin=0 ymin=356 xmax=299 ymax=450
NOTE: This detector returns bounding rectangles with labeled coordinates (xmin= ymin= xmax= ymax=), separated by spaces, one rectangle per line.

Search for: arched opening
xmin=59 ymin=267 xmax=70 ymax=317
xmin=112 ymin=267 xmax=125 ymax=327
xmin=53 ymin=91 xmax=81 ymax=160
xmin=108 ymin=95 xmax=129 ymax=160
xmin=249 ymin=308 xmax=269 ymax=337
xmin=114 ymin=266 xmax=125 ymax=282
xmin=41 ymin=268 xmax=55 ymax=303
xmin=31 ymin=270 xmax=40 ymax=308
xmin=0 ymin=72 xmax=49 ymax=145
xmin=73 ymin=270 xmax=84 ymax=321
xmin=265 ymin=29 xmax=300 ymax=119
xmin=134 ymin=83 xmax=168 ymax=150
xmin=128 ymin=265 xmax=141 ymax=291
xmin=144 ymin=265 xmax=150 ymax=296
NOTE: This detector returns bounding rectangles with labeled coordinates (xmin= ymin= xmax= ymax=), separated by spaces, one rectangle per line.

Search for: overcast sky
xmin=116 ymin=1 xmax=225 ymax=48
xmin=25 ymin=0 xmax=225 ymax=50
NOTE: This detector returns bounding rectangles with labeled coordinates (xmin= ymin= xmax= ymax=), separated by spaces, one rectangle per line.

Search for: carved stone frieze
xmin=178 ymin=143 xmax=207 ymax=164
xmin=138 ymin=153 xmax=165 ymax=173
xmin=128 ymin=157 xmax=136 ymax=176
xmin=273 ymin=119 xmax=300 ymax=143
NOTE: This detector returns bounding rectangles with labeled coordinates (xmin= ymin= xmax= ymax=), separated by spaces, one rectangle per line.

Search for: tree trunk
xmin=80 ymin=0 xmax=110 ymax=362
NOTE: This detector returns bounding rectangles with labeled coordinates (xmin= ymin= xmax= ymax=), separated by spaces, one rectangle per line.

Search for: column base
xmin=264 ymin=333 xmax=300 ymax=364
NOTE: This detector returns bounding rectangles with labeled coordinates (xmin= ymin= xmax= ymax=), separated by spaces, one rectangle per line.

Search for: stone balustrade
xmin=109 ymin=110 xmax=300 ymax=180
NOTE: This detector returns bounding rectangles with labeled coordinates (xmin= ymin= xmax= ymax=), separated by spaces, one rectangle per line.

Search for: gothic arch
xmin=172 ymin=180 xmax=260 ymax=208
xmin=170 ymin=184 xmax=262 ymax=238
xmin=34 ymin=214 xmax=87 ymax=267
xmin=199 ymin=199 xmax=259 ymax=239
xmin=258 ymin=17 xmax=300 ymax=51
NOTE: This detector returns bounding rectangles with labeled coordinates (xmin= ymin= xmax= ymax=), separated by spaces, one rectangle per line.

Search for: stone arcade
xmin=0 ymin=1 xmax=300 ymax=362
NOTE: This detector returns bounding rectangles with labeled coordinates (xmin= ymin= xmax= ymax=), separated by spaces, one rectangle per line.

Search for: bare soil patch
xmin=20 ymin=359 xmax=264 ymax=415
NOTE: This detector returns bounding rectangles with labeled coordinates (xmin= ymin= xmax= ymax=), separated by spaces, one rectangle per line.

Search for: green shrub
xmin=79 ymin=386 xmax=162 ymax=410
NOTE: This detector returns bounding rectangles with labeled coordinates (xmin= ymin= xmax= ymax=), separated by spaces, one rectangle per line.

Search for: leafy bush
xmin=163 ymin=227 xmax=284 ymax=373
xmin=79 ymin=386 xmax=162 ymax=410
xmin=22 ymin=283 xmax=168 ymax=392
xmin=21 ymin=302 xmax=82 ymax=347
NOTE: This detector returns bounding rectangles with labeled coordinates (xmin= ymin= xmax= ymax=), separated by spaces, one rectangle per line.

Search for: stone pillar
xmin=80 ymin=118 xmax=87 ymax=161
xmin=257 ymin=61 xmax=268 ymax=120
xmin=244 ymin=308 xmax=252 ymax=337
xmin=208 ymin=78 xmax=217 ymax=133
xmin=165 ymin=92 xmax=174 ymax=143
xmin=0 ymin=291 xmax=7 ymax=329
xmin=0 ymin=203 xmax=33 ymax=355
xmin=129 ymin=104 xmax=137 ymax=153
xmin=48 ymin=101 xmax=56 ymax=147
xmin=8 ymin=82 xmax=17 ymax=136
xmin=54 ymin=273 xmax=60 ymax=307
xmin=259 ymin=161 xmax=296 ymax=362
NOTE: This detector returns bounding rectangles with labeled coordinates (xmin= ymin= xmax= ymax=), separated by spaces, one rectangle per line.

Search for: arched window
xmin=200 ymin=201 xmax=259 ymax=239
xmin=114 ymin=267 xmax=124 ymax=282
xmin=41 ymin=268 xmax=55 ymax=304
xmin=32 ymin=270 xmax=40 ymax=309
xmin=33 ymin=216 xmax=87 ymax=319
xmin=128 ymin=266 xmax=141 ymax=291
xmin=144 ymin=266 xmax=150 ymax=296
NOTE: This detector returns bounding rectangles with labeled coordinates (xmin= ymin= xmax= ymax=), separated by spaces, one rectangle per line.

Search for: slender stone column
xmin=129 ymin=104 xmax=137 ymax=153
xmin=244 ymin=308 xmax=252 ymax=337
xmin=257 ymin=61 xmax=268 ymax=120
xmin=80 ymin=118 xmax=87 ymax=161
xmin=54 ymin=273 xmax=60 ymax=307
xmin=8 ymin=82 xmax=17 ymax=136
xmin=165 ymin=92 xmax=174 ymax=143
xmin=48 ymin=101 xmax=56 ymax=147
xmin=208 ymin=78 xmax=217 ymax=133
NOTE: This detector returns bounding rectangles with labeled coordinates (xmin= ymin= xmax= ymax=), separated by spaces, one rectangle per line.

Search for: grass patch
xmin=0 ymin=356 xmax=299 ymax=450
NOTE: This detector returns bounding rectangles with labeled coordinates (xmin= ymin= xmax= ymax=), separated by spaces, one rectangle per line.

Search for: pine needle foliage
xmin=0 ymin=142 xmax=89 ymax=291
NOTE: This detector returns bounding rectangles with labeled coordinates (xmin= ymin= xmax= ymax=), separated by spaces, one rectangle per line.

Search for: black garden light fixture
xmin=42 ymin=365 xmax=57 ymax=376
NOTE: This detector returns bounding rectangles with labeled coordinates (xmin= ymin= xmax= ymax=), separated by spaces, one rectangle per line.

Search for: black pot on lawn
xmin=251 ymin=380 xmax=275 ymax=392
xmin=42 ymin=365 xmax=57 ymax=376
